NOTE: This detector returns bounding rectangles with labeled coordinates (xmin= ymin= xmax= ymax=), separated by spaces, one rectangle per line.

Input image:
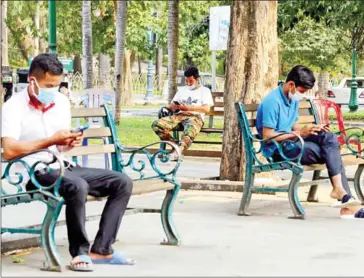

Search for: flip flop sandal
xmin=70 ymin=255 xmax=93 ymax=272
xmin=91 ymin=251 xmax=135 ymax=265
xmin=341 ymin=208 xmax=364 ymax=219
xmin=331 ymin=194 xmax=361 ymax=208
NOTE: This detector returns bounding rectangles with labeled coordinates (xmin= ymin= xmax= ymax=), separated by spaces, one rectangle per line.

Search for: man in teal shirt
xmin=256 ymin=65 xmax=364 ymax=219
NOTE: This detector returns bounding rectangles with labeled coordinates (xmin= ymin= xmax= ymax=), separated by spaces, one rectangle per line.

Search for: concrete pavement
xmin=2 ymin=156 xmax=364 ymax=276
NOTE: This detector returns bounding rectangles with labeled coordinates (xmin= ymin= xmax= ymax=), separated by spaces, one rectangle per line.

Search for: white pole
xmin=211 ymin=50 xmax=216 ymax=92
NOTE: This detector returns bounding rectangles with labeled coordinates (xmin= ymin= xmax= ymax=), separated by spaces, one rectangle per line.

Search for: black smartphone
xmin=60 ymin=81 xmax=68 ymax=89
xmin=173 ymin=101 xmax=180 ymax=105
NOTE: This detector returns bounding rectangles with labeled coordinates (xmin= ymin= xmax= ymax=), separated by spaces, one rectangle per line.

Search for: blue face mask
xmin=31 ymin=79 xmax=59 ymax=105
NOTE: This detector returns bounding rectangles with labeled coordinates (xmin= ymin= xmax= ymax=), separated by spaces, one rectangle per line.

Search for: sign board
xmin=209 ymin=6 xmax=231 ymax=51
xmin=28 ymin=56 xmax=74 ymax=73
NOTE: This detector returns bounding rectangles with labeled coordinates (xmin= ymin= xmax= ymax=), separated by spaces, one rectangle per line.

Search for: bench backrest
xmin=207 ymin=91 xmax=224 ymax=128
xmin=66 ymin=106 xmax=123 ymax=172
xmin=235 ymin=99 xmax=318 ymax=162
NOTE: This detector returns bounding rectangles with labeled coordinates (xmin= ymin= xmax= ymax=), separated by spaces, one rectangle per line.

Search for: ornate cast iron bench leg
xmin=288 ymin=169 xmax=305 ymax=219
xmin=354 ymin=164 xmax=364 ymax=204
xmin=160 ymin=183 xmax=181 ymax=246
xmin=238 ymin=172 xmax=255 ymax=216
xmin=307 ymin=170 xmax=321 ymax=202
xmin=40 ymin=199 xmax=64 ymax=272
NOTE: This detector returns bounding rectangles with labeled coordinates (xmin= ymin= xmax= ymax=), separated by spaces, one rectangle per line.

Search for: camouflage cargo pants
xmin=151 ymin=114 xmax=204 ymax=150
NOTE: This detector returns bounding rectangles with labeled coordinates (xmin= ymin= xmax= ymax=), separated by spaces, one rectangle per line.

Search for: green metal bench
xmin=1 ymin=105 xmax=182 ymax=272
xmin=235 ymin=99 xmax=364 ymax=219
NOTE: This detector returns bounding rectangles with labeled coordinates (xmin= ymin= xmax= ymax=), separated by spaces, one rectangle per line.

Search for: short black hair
xmin=29 ymin=53 xmax=63 ymax=78
xmin=286 ymin=65 xmax=315 ymax=89
xmin=184 ymin=66 xmax=200 ymax=79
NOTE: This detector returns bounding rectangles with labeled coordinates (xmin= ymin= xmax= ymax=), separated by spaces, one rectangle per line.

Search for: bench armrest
xmin=2 ymin=149 xmax=65 ymax=196
xmin=117 ymin=141 xmax=182 ymax=181
xmin=335 ymin=127 xmax=364 ymax=156
xmin=250 ymin=132 xmax=305 ymax=165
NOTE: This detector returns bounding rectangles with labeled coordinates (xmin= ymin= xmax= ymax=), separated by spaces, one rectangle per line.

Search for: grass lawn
xmin=75 ymin=117 xmax=223 ymax=150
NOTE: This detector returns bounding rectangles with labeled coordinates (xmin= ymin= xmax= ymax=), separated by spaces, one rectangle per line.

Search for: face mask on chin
xmin=31 ymin=78 xmax=59 ymax=105
xmin=187 ymin=84 xmax=196 ymax=90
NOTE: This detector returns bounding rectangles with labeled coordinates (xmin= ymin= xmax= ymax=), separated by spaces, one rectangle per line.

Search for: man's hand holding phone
xmin=69 ymin=125 xmax=89 ymax=147
xmin=321 ymin=123 xmax=330 ymax=133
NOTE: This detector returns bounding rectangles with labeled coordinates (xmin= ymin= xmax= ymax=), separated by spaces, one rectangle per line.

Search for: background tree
xmin=220 ymin=0 xmax=279 ymax=181
xmin=167 ymin=0 xmax=179 ymax=102
xmin=82 ymin=0 xmax=93 ymax=89
xmin=114 ymin=0 xmax=128 ymax=123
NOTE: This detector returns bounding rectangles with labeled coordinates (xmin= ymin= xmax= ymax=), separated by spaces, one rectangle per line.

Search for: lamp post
xmin=48 ymin=0 xmax=57 ymax=54
xmin=144 ymin=30 xmax=154 ymax=102
xmin=348 ymin=38 xmax=358 ymax=112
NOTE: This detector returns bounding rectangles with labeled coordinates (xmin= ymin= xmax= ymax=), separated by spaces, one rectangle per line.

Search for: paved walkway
xmin=2 ymin=157 xmax=364 ymax=276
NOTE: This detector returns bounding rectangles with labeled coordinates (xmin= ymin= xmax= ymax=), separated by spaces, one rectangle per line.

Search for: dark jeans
xmin=26 ymin=164 xmax=133 ymax=258
xmin=272 ymin=132 xmax=351 ymax=194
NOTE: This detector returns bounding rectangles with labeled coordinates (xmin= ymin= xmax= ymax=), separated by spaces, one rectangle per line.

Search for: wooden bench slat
xmin=213 ymin=102 xmax=224 ymax=108
xmin=206 ymin=111 xmax=224 ymax=116
xmin=298 ymin=115 xmax=315 ymax=124
xmin=299 ymin=101 xmax=312 ymax=109
xmin=304 ymin=155 xmax=364 ymax=171
xmin=71 ymin=108 xmax=106 ymax=118
xmin=83 ymin=127 xmax=112 ymax=138
xmin=66 ymin=144 xmax=115 ymax=156
xmin=87 ymin=180 xmax=174 ymax=201
xmin=212 ymin=92 xmax=224 ymax=97
xmin=244 ymin=104 xmax=259 ymax=112
xmin=200 ymin=128 xmax=223 ymax=133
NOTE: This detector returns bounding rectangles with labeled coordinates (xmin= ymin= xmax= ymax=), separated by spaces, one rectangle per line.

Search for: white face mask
xmin=289 ymin=91 xmax=304 ymax=102
xmin=187 ymin=84 xmax=196 ymax=90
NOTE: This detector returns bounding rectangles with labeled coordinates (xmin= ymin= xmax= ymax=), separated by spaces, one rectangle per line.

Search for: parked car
xmin=327 ymin=77 xmax=364 ymax=106
xmin=14 ymin=67 xmax=29 ymax=93
xmin=2 ymin=66 xmax=13 ymax=102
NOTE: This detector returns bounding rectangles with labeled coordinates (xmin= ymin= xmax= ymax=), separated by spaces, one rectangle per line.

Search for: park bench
xmin=1 ymin=105 xmax=182 ymax=272
xmin=235 ymin=99 xmax=364 ymax=219
xmin=160 ymin=91 xmax=224 ymax=146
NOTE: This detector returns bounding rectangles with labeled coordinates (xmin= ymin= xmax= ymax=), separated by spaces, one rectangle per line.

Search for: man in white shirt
xmin=1 ymin=53 xmax=133 ymax=271
xmin=152 ymin=67 xmax=214 ymax=160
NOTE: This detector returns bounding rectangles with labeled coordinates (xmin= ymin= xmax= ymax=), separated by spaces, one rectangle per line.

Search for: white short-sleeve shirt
xmin=171 ymin=86 xmax=214 ymax=120
xmin=1 ymin=88 xmax=72 ymax=170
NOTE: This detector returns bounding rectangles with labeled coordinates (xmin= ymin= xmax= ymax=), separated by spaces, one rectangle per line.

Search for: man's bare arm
xmin=2 ymin=131 xmax=80 ymax=161
xmin=2 ymin=137 xmax=56 ymax=161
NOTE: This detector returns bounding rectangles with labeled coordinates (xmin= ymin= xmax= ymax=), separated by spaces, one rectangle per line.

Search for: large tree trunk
xmin=1 ymin=0 xmax=8 ymax=65
xmin=82 ymin=1 xmax=93 ymax=89
xmin=39 ymin=8 xmax=47 ymax=53
xmin=121 ymin=50 xmax=133 ymax=106
xmin=316 ymin=71 xmax=330 ymax=99
xmin=167 ymin=0 xmax=179 ymax=102
xmin=114 ymin=0 xmax=128 ymax=124
xmin=98 ymin=53 xmax=111 ymax=88
xmin=33 ymin=0 xmax=40 ymax=56
xmin=220 ymin=1 xmax=279 ymax=181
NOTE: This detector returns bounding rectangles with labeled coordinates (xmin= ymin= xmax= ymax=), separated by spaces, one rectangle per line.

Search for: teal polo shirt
xmin=256 ymin=85 xmax=299 ymax=157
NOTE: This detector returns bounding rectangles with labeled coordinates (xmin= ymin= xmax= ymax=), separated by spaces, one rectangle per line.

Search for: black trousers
xmin=26 ymin=164 xmax=133 ymax=258
xmin=272 ymin=132 xmax=351 ymax=195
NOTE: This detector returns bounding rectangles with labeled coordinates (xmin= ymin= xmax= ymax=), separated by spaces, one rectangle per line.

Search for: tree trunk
xmin=156 ymin=47 xmax=163 ymax=91
xmin=1 ymin=0 xmax=8 ymax=65
xmin=137 ymin=55 xmax=142 ymax=74
xmin=167 ymin=0 xmax=179 ymax=102
xmin=114 ymin=0 xmax=128 ymax=124
xmin=39 ymin=9 xmax=47 ymax=53
xmin=316 ymin=71 xmax=329 ymax=99
xmin=33 ymin=0 xmax=40 ymax=56
xmin=220 ymin=0 xmax=279 ymax=181
xmin=98 ymin=53 xmax=111 ymax=88
xmin=82 ymin=1 xmax=93 ymax=89
xmin=121 ymin=50 xmax=133 ymax=106
xmin=74 ymin=54 xmax=82 ymax=73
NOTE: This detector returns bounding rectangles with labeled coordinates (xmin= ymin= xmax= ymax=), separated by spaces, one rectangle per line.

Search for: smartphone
xmin=173 ymin=101 xmax=180 ymax=105
xmin=59 ymin=81 xmax=68 ymax=89
xmin=72 ymin=125 xmax=89 ymax=133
